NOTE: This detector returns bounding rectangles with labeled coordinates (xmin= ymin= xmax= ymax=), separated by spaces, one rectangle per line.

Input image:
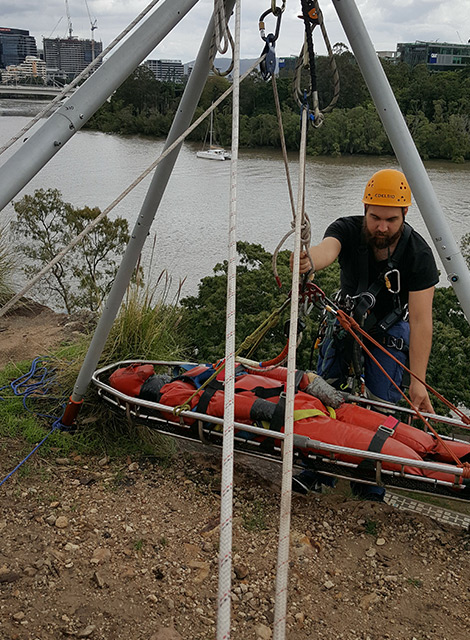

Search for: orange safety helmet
xmin=362 ymin=169 xmax=412 ymax=207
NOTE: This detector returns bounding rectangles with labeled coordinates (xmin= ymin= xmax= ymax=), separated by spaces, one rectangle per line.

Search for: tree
xmin=13 ymin=189 xmax=130 ymax=313
xmin=180 ymin=241 xmax=340 ymax=368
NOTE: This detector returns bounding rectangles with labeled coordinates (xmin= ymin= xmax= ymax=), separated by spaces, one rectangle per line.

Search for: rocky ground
xmin=1 ymin=305 xmax=470 ymax=640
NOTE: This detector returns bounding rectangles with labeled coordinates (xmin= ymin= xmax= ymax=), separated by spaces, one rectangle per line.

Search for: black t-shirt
xmin=324 ymin=216 xmax=439 ymax=321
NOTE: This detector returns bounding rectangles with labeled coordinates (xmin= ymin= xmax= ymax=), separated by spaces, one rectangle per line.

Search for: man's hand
xmin=409 ymin=378 xmax=434 ymax=414
xmin=290 ymin=250 xmax=313 ymax=274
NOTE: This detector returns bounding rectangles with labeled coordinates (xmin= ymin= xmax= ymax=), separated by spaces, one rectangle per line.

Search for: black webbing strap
xmin=195 ymin=380 xmax=224 ymax=415
xmin=367 ymin=416 xmax=400 ymax=453
xmin=235 ymin=385 xmax=284 ymax=399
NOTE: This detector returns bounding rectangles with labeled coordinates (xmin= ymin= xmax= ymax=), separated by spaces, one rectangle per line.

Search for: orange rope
xmin=334 ymin=307 xmax=469 ymax=470
xmin=260 ymin=341 xmax=289 ymax=368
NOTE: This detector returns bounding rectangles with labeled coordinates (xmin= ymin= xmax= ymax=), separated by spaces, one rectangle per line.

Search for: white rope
xmin=213 ymin=0 xmax=230 ymax=54
xmin=272 ymin=105 xmax=309 ymax=640
xmin=216 ymin=0 xmax=240 ymax=637
xmin=0 ymin=56 xmax=264 ymax=319
xmin=0 ymin=0 xmax=163 ymax=158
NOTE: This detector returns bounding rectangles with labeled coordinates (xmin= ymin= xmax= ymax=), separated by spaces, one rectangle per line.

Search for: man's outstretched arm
xmin=408 ymin=287 xmax=435 ymax=413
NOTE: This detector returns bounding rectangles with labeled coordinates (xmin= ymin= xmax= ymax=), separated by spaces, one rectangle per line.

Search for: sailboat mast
xmin=209 ymin=107 xmax=213 ymax=147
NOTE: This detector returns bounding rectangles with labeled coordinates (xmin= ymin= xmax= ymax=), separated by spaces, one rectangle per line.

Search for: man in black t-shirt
xmin=296 ymin=168 xmax=438 ymax=413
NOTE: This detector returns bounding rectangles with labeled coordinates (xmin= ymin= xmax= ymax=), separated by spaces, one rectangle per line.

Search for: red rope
xmin=335 ymin=308 xmax=468 ymax=469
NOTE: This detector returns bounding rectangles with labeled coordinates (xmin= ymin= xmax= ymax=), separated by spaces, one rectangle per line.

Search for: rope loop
xmin=213 ymin=0 xmax=230 ymax=54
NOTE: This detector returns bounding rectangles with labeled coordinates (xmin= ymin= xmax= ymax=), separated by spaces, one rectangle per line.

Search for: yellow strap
xmin=293 ymin=408 xmax=327 ymax=421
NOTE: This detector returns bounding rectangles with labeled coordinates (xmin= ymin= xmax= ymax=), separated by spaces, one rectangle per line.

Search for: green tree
xmin=13 ymin=189 xmax=130 ymax=313
xmin=180 ymin=241 xmax=339 ymax=368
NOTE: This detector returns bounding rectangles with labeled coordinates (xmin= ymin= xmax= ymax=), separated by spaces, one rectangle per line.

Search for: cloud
xmin=2 ymin=0 xmax=470 ymax=63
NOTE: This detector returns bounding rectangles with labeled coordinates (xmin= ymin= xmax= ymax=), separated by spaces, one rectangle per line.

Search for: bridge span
xmin=0 ymin=85 xmax=67 ymax=98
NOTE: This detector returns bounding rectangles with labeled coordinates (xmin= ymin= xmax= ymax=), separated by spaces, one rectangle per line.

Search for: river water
xmin=1 ymin=102 xmax=469 ymax=302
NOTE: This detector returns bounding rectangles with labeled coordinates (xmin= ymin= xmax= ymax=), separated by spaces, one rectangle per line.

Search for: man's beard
xmin=363 ymin=220 xmax=404 ymax=250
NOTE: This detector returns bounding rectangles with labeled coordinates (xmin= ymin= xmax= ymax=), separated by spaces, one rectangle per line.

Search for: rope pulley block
xmin=259 ymin=4 xmax=284 ymax=80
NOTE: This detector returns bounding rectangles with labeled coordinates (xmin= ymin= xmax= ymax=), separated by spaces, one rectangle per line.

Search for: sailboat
xmin=196 ymin=108 xmax=231 ymax=161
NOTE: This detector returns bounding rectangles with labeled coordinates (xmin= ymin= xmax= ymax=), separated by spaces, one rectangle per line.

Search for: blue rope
xmin=0 ymin=358 xmax=70 ymax=486
xmin=0 ymin=356 xmax=67 ymax=419
xmin=0 ymin=423 xmax=60 ymax=487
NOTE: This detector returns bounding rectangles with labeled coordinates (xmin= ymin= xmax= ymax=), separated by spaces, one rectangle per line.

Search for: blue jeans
xmin=317 ymin=319 xmax=409 ymax=403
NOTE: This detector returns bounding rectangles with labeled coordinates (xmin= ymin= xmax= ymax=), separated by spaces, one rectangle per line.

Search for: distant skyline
xmin=2 ymin=1 xmax=470 ymax=63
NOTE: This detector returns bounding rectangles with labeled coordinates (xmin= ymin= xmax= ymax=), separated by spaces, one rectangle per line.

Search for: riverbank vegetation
xmin=85 ymin=53 xmax=470 ymax=162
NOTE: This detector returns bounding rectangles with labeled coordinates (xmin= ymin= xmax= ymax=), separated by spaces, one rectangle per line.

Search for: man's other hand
xmin=290 ymin=250 xmax=312 ymax=274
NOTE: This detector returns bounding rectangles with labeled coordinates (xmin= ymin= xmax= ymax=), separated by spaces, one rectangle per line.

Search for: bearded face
xmin=363 ymin=206 xmax=405 ymax=250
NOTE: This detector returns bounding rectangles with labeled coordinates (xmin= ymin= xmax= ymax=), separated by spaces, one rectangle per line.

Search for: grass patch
xmin=364 ymin=519 xmax=379 ymax=536
xmin=242 ymin=500 xmax=268 ymax=532
xmin=0 ymin=271 xmax=189 ymax=479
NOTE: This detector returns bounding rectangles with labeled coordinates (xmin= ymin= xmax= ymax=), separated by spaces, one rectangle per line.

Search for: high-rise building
xmin=0 ymin=27 xmax=37 ymax=68
xmin=43 ymin=37 xmax=103 ymax=79
xmin=144 ymin=59 xmax=185 ymax=83
xmin=397 ymin=41 xmax=470 ymax=71
xmin=2 ymin=55 xmax=46 ymax=83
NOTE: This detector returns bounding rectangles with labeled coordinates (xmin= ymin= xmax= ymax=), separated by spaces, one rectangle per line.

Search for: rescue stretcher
xmin=92 ymin=360 xmax=470 ymax=502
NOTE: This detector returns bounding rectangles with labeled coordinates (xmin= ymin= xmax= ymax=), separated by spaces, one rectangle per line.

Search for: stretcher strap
xmin=367 ymin=416 xmax=399 ymax=453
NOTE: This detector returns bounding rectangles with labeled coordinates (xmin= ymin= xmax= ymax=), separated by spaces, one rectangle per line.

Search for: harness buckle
xmin=377 ymin=423 xmax=396 ymax=437
xmin=384 ymin=335 xmax=405 ymax=351
xmin=384 ymin=269 xmax=400 ymax=294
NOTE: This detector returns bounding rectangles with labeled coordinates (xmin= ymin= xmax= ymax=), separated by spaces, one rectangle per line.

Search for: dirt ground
xmin=1 ymin=306 xmax=470 ymax=640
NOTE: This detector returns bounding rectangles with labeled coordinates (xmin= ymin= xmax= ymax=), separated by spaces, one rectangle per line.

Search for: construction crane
xmin=84 ymin=0 xmax=98 ymax=61
xmin=65 ymin=0 xmax=73 ymax=39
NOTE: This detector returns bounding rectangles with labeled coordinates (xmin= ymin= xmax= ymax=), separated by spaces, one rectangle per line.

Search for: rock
xmin=188 ymin=559 xmax=210 ymax=583
xmin=324 ymin=580 xmax=335 ymax=590
xmin=12 ymin=611 xmax=25 ymax=621
xmin=376 ymin=538 xmax=386 ymax=546
xmin=64 ymin=542 xmax=79 ymax=552
xmin=234 ymin=564 xmax=249 ymax=580
xmin=93 ymin=571 xmax=105 ymax=588
xmin=90 ymin=548 xmax=111 ymax=565
xmin=360 ymin=593 xmax=380 ymax=609
xmin=77 ymin=625 xmax=96 ymax=638
xmin=55 ymin=516 xmax=69 ymax=529
xmin=128 ymin=462 xmax=139 ymax=472
xmin=255 ymin=623 xmax=272 ymax=639
xmin=0 ymin=568 xmax=21 ymax=583
xmin=365 ymin=548 xmax=376 ymax=557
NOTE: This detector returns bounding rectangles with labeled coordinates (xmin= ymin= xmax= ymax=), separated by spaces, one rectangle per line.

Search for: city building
xmin=2 ymin=55 xmax=46 ymax=83
xmin=0 ymin=27 xmax=37 ymax=68
xmin=43 ymin=37 xmax=103 ymax=79
xmin=144 ymin=59 xmax=184 ymax=83
xmin=397 ymin=41 xmax=470 ymax=71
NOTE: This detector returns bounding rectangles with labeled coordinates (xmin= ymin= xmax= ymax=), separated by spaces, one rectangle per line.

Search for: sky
xmin=2 ymin=0 xmax=470 ymax=63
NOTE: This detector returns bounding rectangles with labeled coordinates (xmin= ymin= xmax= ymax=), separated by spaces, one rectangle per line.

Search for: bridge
xmin=0 ymin=85 xmax=66 ymax=98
